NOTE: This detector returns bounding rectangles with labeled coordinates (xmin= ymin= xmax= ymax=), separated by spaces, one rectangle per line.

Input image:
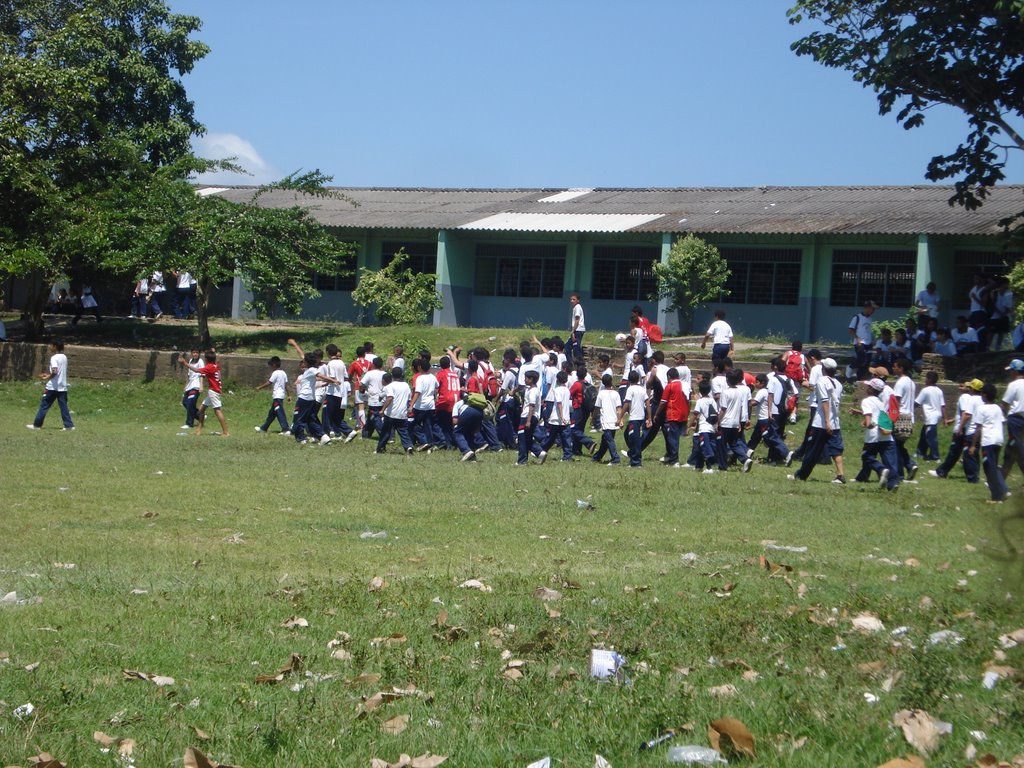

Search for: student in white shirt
xmin=848 ymin=300 xmax=877 ymax=379
xmin=718 ymin=369 xmax=753 ymax=472
xmin=255 ymin=355 xmax=289 ymax=434
xmin=28 ymin=340 xmax=74 ymax=430
xmin=971 ymin=383 xmax=1009 ymax=502
xmin=591 ymin=373 xmax=623 ymax=465
xmin=930 ymin=379 xmax=983 ymax=483
xmin=540 ymin=371 xmax=574 ymax=461
xmin=410 ymin=358 xmax=440 ymax=451
xmin=891 ymin=359 xmax=919 ymax=480
xmin=180 ymin=347 xmax=204 ymax=430
xmin=701 ymin=309 xmax=733 ymax=361
xmin=517 ymin=370 xmax=545 ymax=464
xmin=687 ymin=379 xmax=720 ymax=473
xmin=789 ymin=358 xmax=846 ymax=483
xmin=932 ymin=328 xmax=958 ymax=356
xmin=622 ymin=369 xmax=650 ymax=467
xmin=914 ymin=370 xmax=945 ymax=461
xmin=1001 ymin=358 xmax=1024 ymax=478
xmin=853 ymin=378 xmax=900 ymax=491
xmin=566 ymin=292 xmax=586 ymax=362
xmin=672 ymin=352 xmax=693 ymax=398
xmin=292 ymin=352 xmax=334 ymax=445
xmin=377 ymin=368 xmax=414 ymax=454
xmin=360 ymin=358 xmax=387 ymax=439
xmin=952 ymin=316 xmax=980 ymax=355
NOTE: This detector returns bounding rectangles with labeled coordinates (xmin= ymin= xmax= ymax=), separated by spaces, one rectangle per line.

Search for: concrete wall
xmin=0 ymin=342 xmax=276 ymax=388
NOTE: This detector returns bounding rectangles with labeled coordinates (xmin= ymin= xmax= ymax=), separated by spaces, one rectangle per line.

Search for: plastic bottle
xmin=666 ymin=746 xmax=727 ymax=764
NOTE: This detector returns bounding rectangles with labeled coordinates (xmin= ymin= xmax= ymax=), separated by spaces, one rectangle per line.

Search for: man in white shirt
xmin=360 ymin=357 xmax=387 ymax=439
xmin=719 ymin=369 xmax=754 ymax=472
xmin=565 ymin=292 xmax=586 ymax=362
xmin=622 ymin=370 xmax=650 ymax=467
xmin=789 ymin=358 xmax=846 ymax=483
xmin=891 ymin=359 xmax=919 ymax=480
xmin=377 ymin=368 xmax=414 ymax=454
xmin=410 ymin=358 xmax=440 ymax=451
xmin=930 ymin=379 xmax=983 ymax=483
xmin=971 ymin=383 xmax=1009 ymax=502
xmin=28 ymin=339 xmax=74 ymax=430
xmin=180 ymin=347 xmax=204 ymax=429
xmin=848 ymin=300 xmax=877 ymax=379
xmin=701 ymin=309 xmax=733 ymax=361
xmin=1001 ymin=358 xmax=1024 ymax=478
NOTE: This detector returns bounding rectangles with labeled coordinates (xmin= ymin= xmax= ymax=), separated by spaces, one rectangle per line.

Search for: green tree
xmin=0 ymin=0 xmax=209 ymax=338
xmin=92 ymin=171 xmax=355 ymax=347
xmin=352 ymin=248 xmax=442 ymax=326
xmin=651 ymin=234 xmax=730 ymax=333
xmin=788 ymin=0 xmax=1024 ymax=220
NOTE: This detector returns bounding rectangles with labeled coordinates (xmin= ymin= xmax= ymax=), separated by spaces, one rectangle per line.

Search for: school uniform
xmin=181 ymin=356 xmax=204 ymax=428
xmin=452 ymin=399 xmax=484 ymax=458
xmin=377 ymin=381 xmax=413 ymax=453
xmin=259 ymin=367 xmax=290 ymax=433
xmin=892 ymin=374 xmax=918 ymax=479
xmin=792 ymin=374 xmax=843 ymax=480
xmin=360 ymin=368 xmax=387 ymax=438
xmin=292 ymin=366 xmax=325 ymax=442
xmin=517 ymin=383 xmax=544 ymax=464
xmin=855 ymin=395 xmax=900 ymax=490
xmin=690 ymin=395 xmax=720 ymax=469
xmin=622 ymin=383 xmax=649 ymax=467
xmin=411 ymin=372 xmax=440 ymax=449
xmin=706 ymin=319 xmax=733 ymax=361
xmin=32 ymin=351 xmax=74 ymax=429
xmin=974 ymin=402 xmax=1009 ymax=500
xmin=591 ymin=388 xmax=622 ymax=465
xmin=934 ymin=392 xmax=981 ymax=482
xmin=660 ymin=379 xmax=689 ymax=465
xmin=849 ymin=312 xmax=874 ymax=378
xmin=914 ymin=385 xmax=945 ymax=460
xmin=541 ymin=384 xmax=574 ymax=460
xmin=718 ymin=385 xmax=751 ymax=468
xmin=1002 ymin=377 xmax=1024 ymax=471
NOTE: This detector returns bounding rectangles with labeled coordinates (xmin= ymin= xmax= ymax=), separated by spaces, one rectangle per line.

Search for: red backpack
xmin=784 ymin=350 xmax=806 ymax=382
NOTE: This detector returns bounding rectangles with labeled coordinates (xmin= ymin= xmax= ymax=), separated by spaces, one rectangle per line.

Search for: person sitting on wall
xmin=951 ymin=315 xmax=980 ymax=356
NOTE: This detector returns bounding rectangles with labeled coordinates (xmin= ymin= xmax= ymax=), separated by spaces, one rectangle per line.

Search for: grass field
xmin=1 ymin=379 xmax=1022 ymax=767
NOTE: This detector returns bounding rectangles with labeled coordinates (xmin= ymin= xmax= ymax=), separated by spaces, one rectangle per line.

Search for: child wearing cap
xmin=853 ymin=378 xmax=900 ymax=491
xmin=970 ymin=383 xmax=1009 ymax=502
xmin=789 ymin=357 xmax=846 ymax=483
xmin=930 ymin=379 xmax=983 ymax=482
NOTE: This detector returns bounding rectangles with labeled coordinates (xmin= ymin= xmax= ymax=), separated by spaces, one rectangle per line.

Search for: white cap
xmin=821 ymin=357 xmax=838 ymax=370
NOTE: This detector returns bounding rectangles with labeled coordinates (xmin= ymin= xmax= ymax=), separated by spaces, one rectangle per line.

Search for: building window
xmin=592 ymin=246 xmax=658 ymax=301
xmin=829 ymin=250 xmax=915 ymax=307
xmin=951 ymin=250 xmax=1020 ymax=309
xmin=474 ymin=244 xmax=566 ymax=298
xmin=313 ymin=252 xmax=357 ymax=292
xmin=382 ymin=241 xmax=438 ymax=275
xmin=719 ymin=248 xmax=801 ymax=305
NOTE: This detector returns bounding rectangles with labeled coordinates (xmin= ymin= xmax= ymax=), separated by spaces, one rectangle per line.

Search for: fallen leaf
xmin=348 ymin=672 xmax=382 ymax=687
xmin=27 ymin=754 xmax=65 ymax=768
xmin=93 ymin=732 xmax=117 ymax=748
xmin=368 ymin=576 xmax=388 ymax=593
xmin=544 ymin=603 xmax=561 ymax=619
xmin=877 ymin=757 xmax=926 ymax=768
xmin=893 ymin=709 xmax=952 ymax=755
xmin=709 ymin=717 xmax=756 ymax=757
xmin=382 ymin=714 xmax=410 ymax=735
xmin=410 ymin=755 xmax=448 ymax=768
xmin=458 ymin=578 xmax=492 ymax=592
xmin=859 ymin=661 xmax=888 ymax=674
xmin=370 ymin=633 xmax=407 ymax=647
xmin=183 ymin=747 xmax=241 ymax=768
xmin=193 ymin=726 xmax=210 ymax=740
xmin=331 ymin=648 xmax=354 ymax=661
xmin=999 ymin=628 xmax=1024 ymax=649
xmin=432 ymin=608 xmax=448 ymax=627
xmin=122 ymin=669 xmax=175 ymax=686
xmin=254 ymin=653 xmax=302 ymax=684
xmin=707 ymin=683 xmax=738 ymax=697
xmin=852 ymin=613 xmax=885 ymax=633
xmin=280 ymin=616 xmax=309 ymax=629
xmin=533 ymin=587 xmax=562 ymax=601
xmin=758 ymin=554 xmax=793 ymax=574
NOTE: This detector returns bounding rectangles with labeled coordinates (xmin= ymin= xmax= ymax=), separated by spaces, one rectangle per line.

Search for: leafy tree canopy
xmin=352 ymin=248 xmax=442 ymax=326
xmin=788 ymin=0 xmax=1024 ymax=215
xmin=651 ymin=234 xmax=729 ymax=332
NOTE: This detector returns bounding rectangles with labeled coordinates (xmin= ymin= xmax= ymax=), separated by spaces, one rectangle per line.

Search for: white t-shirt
xmin=326 ymin=358 xmax=347 ymax=397
xmin=150 ymin=271 xmax=165 ymax=293
xmin=185 ymin=357 xmax=204 ymax=391
xmin=695 ymin=396 xmax=717 ymax=434
xmin=706 ymin=319 xmax=732 ymax=345
xmin=651 ymin=363 xmax=670 ymax=389
xmin=711 ymin=374 xmax=727 ymax=399
xmin=957 ymin=393 xmax=982 ymax=436
xmin=384 ymin=381 xmax=412 ymax=418
xmin=315 ymin=363 xmax=331 ymax=403
xmin=547 ymin=386 xmax=572 ymax=426
xmin=595 ymin=388 xmax=622 ymax=431
xmin=296 ymin=366 xmax=318 ymax=401
xmin=47 ymin=353 xmax=68 ymax=392
xmin=916 ymin=289 xmax=940 ymax=317
xmin=1003 ymin=378 xmax=1024 ymax=416
xmin=413 ymin=373 xmax=438 ymax=410
xmin=893 ymin=375 xmax=916 ymax=421
xmin=362 ymin=368 xmax=387 ymax=406
xmin=861 ymin=396 xmax=891 ymax=443
xmin=752 ymin=388 xmax=770 ymax=422
xmin=719 ymin=386 xmax=748 ymax=428
xmin=767 ymin=374 xmax=786 ymax=417
xmin=177 ymin=271 xmax=192 ymax=289
xmin=812 ymin=376 xmax=841 ymax=429
xmin=522 ymin=384 xmax=542 ymax=419
xmin=268 ymin=368 xmax=288 ymax=400
xmin=806 ymin=363 xmax=822 ymax=407
xmin=974 ymin=402 xmax=1005 ymax=446
xmin=849 ymin=313 xmax=873 ymax=345
xmin=952 ymin=327 xmax=979 ymax=348
xmin=623 ymin=383 xmax=648 ymax=422
xmin=675 ymin=365 xmax=692 ymax=396
xmin=914 ymin=385 xmax=945 ymax=426
xmin=392 ymin=356 xmax=406 ymax=373
xmin=571 ymin=302 xmax=586 ymax=333
xmin=542 ymin=365 xmax=558 ymax=402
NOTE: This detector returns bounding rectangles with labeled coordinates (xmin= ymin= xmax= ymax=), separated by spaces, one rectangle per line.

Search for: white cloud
xmin=192 ymin=132 xmax=280 ymax=185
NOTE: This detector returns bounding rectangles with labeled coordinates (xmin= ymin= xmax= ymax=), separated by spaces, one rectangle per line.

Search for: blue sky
xmin=175 ymin=0 xmax=1022 ymax=189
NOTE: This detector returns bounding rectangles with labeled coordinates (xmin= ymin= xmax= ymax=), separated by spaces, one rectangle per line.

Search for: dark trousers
xmin=324 ymin=395 xmax=353 ymax=436
xmin=626 ymin=419 xmax=644 ymax=466
xmin=517 ymin=416 xmax=542 ymax=464
xmin=794 ymin=427 xmax=839 ymax=479
xmin=496 ymin=402 xmax=519 ymax=448
xmin=541 ymin=423 xmax=573 ymax=460
xmin=261 ymin=397 xmax=290 ymax=432
xmin=570 ymin=407 xmax=595 ymax=454
xmin=711 ymin=343 xmax=731 ymax=361
xmin=935 ymin=432 xmax=979 ymax=482
xmin=292 ymin=398 xmax=324 ymax=442
xmin=33 ymin=390 xmax=73 ymax=429
xmin=377 ymin=415 xmax=413 ymax=452
xmin=719 ymin=426 xmax=750 ymax=463
xmin=1003 ymin=413 xmax=1024 ymax=475
xmin=663 ymin=420 xmax=686 ymax=464
xmin=564 ymin=330 xmax=585 ymax=363
xmin=641 ymin=411 xmax=665 ymax=451
xmin=454 ymin=407 xmax=484 ymax=454
xmin=362 ymin=405 xmax=384 ymax=438
xmin=591 ymin=428 xmax=621 ymax=464
xmin=895 ymin=438 xmax=917 ymax=478
xmin=981 ymin=445 xmax=1009 ymax=500
xmin=915 ymin=423 xmax=940 ymax=461
xmin=853 ymin=344 xmax=870 ymax=379
xmin=182 ymin=388 xmax=200 ymax=427
xmin=856 ymin=441 xmax=900 ymax=489
xmin=749 ymin=418 xmax=789 ymax=462
xmin=412 ymin=409 xmax=439 ymax=447
xmin=434 ymin=409 xmax=455 ymax=449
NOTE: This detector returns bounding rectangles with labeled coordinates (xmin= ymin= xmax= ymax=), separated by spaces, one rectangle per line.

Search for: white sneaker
xmin=702 ymin=468 xmax=715 ymax=475
xmin=785 ymin=451 xmax=794 ymax=467
xmin=680 ymin=463 xmax=696 ymax=470
xmin=537 ymin=451 xmax=548 ymax=464
xmin=281 ymin=430 xmax=291 ymax=436
xmin=672 ymin=463 xmax=681 ymax=468
xmin=879 ymin=468 xmax=890 ymax=488
xmin=254 ymin=426 xmax=264 ymax=432
xmin=743 ymin=458 xmax=753 ymax=473
xmin=461 ymin=450 xmax=476 ymax=462
xmin=319 ymin=434 xmax=332 ymax=445
xmin=25 ymin=424 xmax=38 ymax=430
xmin=927 ymin=469 xmax=942 ymax=478
xmin=182 ymin=424 xmax=192 ymax=430
xmin=61 ymin=426 xmax=75 ymax=431
xmin=344 ymin=431 xmax=357 ymax=443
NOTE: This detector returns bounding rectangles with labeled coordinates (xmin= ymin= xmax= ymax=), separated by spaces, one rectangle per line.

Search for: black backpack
xmin=581 ymin=382 xmax=598 ymax=413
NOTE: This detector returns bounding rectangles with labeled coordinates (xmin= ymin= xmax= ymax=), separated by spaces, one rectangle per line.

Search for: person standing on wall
xmin=565 ymin=292 xmax=586 ymax=363
xmin=848 ymin=300 xmax=877 ymax=380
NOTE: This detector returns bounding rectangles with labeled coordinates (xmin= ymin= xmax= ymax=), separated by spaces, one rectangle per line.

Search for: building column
xmin=230 ymin=270 xmax=254 ymax=320
xmin=915 ymin=234 xmax=932 ymax=292
xmin=657 ymin=233 xmax=677 ymax=334
xmin=433 ymin=230 xmax=453 ymax=327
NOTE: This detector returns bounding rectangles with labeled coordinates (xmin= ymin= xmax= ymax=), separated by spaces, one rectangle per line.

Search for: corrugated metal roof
xmin=457 ymin=212 xmax=665 ymax=232
xmin=196 ymin=185 xmax=1024 ymax=237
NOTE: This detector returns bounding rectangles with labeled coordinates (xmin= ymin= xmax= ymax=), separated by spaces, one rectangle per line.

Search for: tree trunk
xmin=22 ymin=272 xmax=50 ymax=341
xmin=196 ymin=276 xmax=212 ymax=348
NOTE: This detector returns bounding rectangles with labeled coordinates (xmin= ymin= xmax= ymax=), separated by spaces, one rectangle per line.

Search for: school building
xmin=204 ymin=185 xmax=1024 ymax=340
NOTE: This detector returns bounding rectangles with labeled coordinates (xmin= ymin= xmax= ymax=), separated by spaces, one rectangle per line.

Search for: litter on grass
xmin=666 ymin=745 xmax=727 ymax=764
xmin=590 ymin=649 xmax=626 ymax=681
xmin=360 ymin=531 xmax=388 ymax=539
